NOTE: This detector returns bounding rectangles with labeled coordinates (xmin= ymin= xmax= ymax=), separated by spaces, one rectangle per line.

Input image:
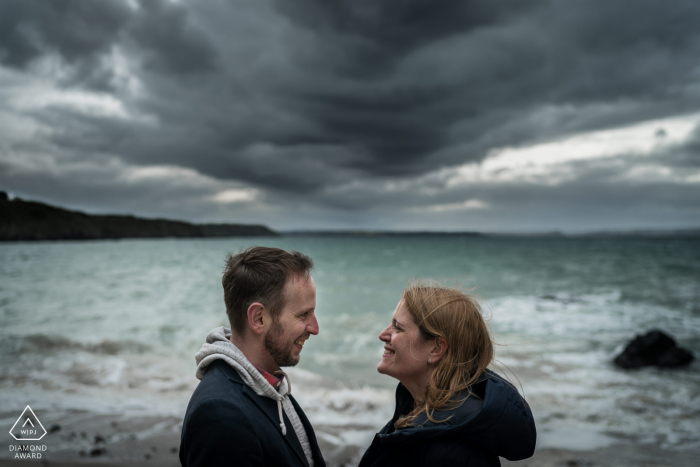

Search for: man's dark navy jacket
xmin=179 ymin=360 xmax=326 ymax=467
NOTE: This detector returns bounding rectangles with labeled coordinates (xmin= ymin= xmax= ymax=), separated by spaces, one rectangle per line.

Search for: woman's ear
xmin=430 ymin=337 xmax=448 ymax=363
xmin=247 ymin=302 xmax=267 ymax=334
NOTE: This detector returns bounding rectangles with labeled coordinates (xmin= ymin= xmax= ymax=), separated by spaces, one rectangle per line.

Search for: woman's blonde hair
xmin=394 ymin=281 xmax=494 ymax=430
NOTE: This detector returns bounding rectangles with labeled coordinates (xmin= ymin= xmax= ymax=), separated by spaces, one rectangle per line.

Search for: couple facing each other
xmin=179 ymin=247 xmax=536 ymax=467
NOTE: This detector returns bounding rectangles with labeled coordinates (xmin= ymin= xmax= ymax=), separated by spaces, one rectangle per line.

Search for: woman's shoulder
xmin=411 ymin=391 xmax=484 ymax=428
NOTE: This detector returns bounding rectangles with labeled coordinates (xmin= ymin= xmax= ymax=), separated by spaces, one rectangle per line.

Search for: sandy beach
xmin=0 ymin=410 xmax=368 ymax=467
xmin=2 ymin=410 xmax=698 ymax=467
xmin=2 ymin=443 xmax=698 ymax=467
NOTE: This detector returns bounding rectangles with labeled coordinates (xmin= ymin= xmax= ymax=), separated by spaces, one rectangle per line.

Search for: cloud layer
xmin=1 ymin=0 xmax=699 ymax=231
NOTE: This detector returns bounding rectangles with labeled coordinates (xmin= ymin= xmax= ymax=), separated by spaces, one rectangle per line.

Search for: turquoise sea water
xmin=1 ymin=236 xmax=699 ymax=452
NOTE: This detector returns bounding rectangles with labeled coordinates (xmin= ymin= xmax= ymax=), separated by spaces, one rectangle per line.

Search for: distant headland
xmin=0 ymin=191 xmax=277 ymax=241
xmin=2 ymin=191 xmax=698 ymax=241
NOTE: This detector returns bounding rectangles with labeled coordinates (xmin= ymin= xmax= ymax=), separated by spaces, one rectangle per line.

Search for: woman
xmin=359 ymin=283 xmax=536 ymax=467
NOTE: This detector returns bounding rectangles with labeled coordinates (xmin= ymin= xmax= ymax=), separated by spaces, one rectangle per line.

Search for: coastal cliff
xmin=0 ymin=192 xmax=277 ymax=241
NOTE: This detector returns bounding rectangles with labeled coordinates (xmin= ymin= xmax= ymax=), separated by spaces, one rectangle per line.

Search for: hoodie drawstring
xmin=274 ymin=370 xmax=288 ymax=435
xmin=277 ymin=398 xmax=287 ymax=435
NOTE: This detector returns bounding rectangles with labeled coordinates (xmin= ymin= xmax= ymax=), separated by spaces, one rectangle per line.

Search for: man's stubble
xmin=264 ymin=317 xmax=300 ymax=368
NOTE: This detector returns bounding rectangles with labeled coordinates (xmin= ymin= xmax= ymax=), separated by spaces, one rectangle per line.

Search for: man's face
xmin=264 ymin=274 xmax=318 ymax=367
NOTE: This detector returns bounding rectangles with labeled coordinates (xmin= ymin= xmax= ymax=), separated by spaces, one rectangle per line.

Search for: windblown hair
xmin=222 ymin=246 xmax=313 ymax=335
xmin=395 ymin=282 xmax=494 ymax=430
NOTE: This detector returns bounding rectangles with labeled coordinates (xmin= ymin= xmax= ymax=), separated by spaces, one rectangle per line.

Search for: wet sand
xmin=2 ymin=412 xmax=697 ymax=467
xmin=0 ymin=411 xmax=363 ymax=467
xmin=2 ymin=445 xmax=698 ymax=467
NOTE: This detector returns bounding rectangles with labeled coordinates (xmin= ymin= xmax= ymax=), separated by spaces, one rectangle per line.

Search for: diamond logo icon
xmin=9 ymin=406 xmax=47 ymax=441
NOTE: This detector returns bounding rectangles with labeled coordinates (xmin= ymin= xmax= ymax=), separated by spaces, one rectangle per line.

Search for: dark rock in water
xmin=614 ymin=330 xmax=694 ymax=369
xmin=89 ymin=447 xmax=106 ymax=457
xmin=48 ymin=424 xmax=61 ymax=434
xmin=657 ymin=346 xmax=694 ymax=368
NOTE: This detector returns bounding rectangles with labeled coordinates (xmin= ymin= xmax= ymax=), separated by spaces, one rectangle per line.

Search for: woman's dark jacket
xmin=359 ymin=370 xmax=536 ymax=467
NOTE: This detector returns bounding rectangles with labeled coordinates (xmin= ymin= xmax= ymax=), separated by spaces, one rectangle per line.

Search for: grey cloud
xmin=312 ymin=139 xmax=700 ymax=216
xmin=0 ymin=0 xmax=217 ymax=91
xmin=664 ymin=125 xmax=700 ymax=168
xmin=257 ymin=0 xmax=700 ymax=178
xmin=33 ymin=104 xmax=356 ymax=194
xmin=128 ymin=0 xmax=218 ymax=74
xmin=0 ymin=0 xmax=131 ymax=69
xmin=271 ymin=0 xmax=534 ymax=76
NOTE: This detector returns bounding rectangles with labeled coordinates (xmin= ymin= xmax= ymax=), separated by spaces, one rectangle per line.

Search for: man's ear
xmin=430 ymin=337 xmax=448 ymax=363
xmin=247 ymin=302 xmax=267 ymax=335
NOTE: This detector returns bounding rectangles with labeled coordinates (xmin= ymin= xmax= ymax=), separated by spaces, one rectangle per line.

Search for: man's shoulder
xmin=179 ymin=364 xmax=265 ymax=467
xmin=186 ymin=361 xmax=247 ymax=412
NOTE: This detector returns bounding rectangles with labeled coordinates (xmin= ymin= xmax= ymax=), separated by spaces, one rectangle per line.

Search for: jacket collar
xmin=214 ymin=361 xmax=317 ymax=467
xmin=380 ymin=370 xmax=496 ymax=438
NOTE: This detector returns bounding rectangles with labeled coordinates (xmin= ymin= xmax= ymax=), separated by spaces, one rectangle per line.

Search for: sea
xmin=1 ymin=236 xmax=699 ymax=456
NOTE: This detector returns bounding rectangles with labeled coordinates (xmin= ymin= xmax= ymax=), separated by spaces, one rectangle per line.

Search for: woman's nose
xmin=378 ymin=325 xmax=391 ymax=342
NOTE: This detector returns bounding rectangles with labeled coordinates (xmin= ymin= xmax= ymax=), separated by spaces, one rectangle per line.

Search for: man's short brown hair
xmin=222 ymin=246 xmax=314 ymax=335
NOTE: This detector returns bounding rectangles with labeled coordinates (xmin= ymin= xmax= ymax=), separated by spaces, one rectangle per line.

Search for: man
xmin=180 ymin=246 xmax=325 ymax=467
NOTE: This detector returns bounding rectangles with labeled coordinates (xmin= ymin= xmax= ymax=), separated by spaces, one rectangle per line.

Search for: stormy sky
xmin=1 ymin=0 xmax=699 ymax=232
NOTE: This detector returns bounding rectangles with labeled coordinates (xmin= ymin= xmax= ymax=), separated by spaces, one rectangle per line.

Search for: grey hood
xmin=194 ymin=326 xmax=314 ymax=467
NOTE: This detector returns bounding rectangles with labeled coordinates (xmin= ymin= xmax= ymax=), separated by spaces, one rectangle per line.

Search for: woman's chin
xmin=377 ymin=362 xmax=394 ymax=377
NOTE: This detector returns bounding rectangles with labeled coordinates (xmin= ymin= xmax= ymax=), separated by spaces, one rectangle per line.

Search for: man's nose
xmin=307 ymin=315 xmax=319 ymax=335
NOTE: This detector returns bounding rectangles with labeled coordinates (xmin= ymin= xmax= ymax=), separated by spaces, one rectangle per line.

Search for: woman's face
xmin=377 ymin=299 xmax=433 ymax=388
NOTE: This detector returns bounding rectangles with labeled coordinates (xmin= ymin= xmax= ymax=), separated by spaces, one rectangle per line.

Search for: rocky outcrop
xmin=613 ymin=330 xmax=694 ymax=369
xmin=0 ymin=192 xmax=277 ymax=241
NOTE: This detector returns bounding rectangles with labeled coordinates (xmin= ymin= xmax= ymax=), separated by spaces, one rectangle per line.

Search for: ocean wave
xmin=0 ymin=333 xmax=151 ymax=355
xmin=487 ymin=291 xmax=700 ymax=342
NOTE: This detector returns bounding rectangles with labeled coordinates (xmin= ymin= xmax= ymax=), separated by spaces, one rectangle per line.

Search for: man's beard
xmin=264 ymin=318 xmax=300 ymax=368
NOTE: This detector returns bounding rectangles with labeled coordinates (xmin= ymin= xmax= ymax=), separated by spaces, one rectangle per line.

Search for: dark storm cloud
xmin=264 ymin=0 xmax=540 ymax=168
xmin=666 ymin=125 xmax=700 ymax=168
xmin=129 ymin=0 xmax=218 ymax=74
xmin=0 ymin=0 xmax=217 ymax=90
xmin=2 ymin=0 xmax=700 ymax=229
xmin=269 ymin=0 xmax=700 ymax=176
xmin=271 ymin=0 xmax=533 ymax=76
xmin=0 ymin=0 xmax=131 ymax=69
